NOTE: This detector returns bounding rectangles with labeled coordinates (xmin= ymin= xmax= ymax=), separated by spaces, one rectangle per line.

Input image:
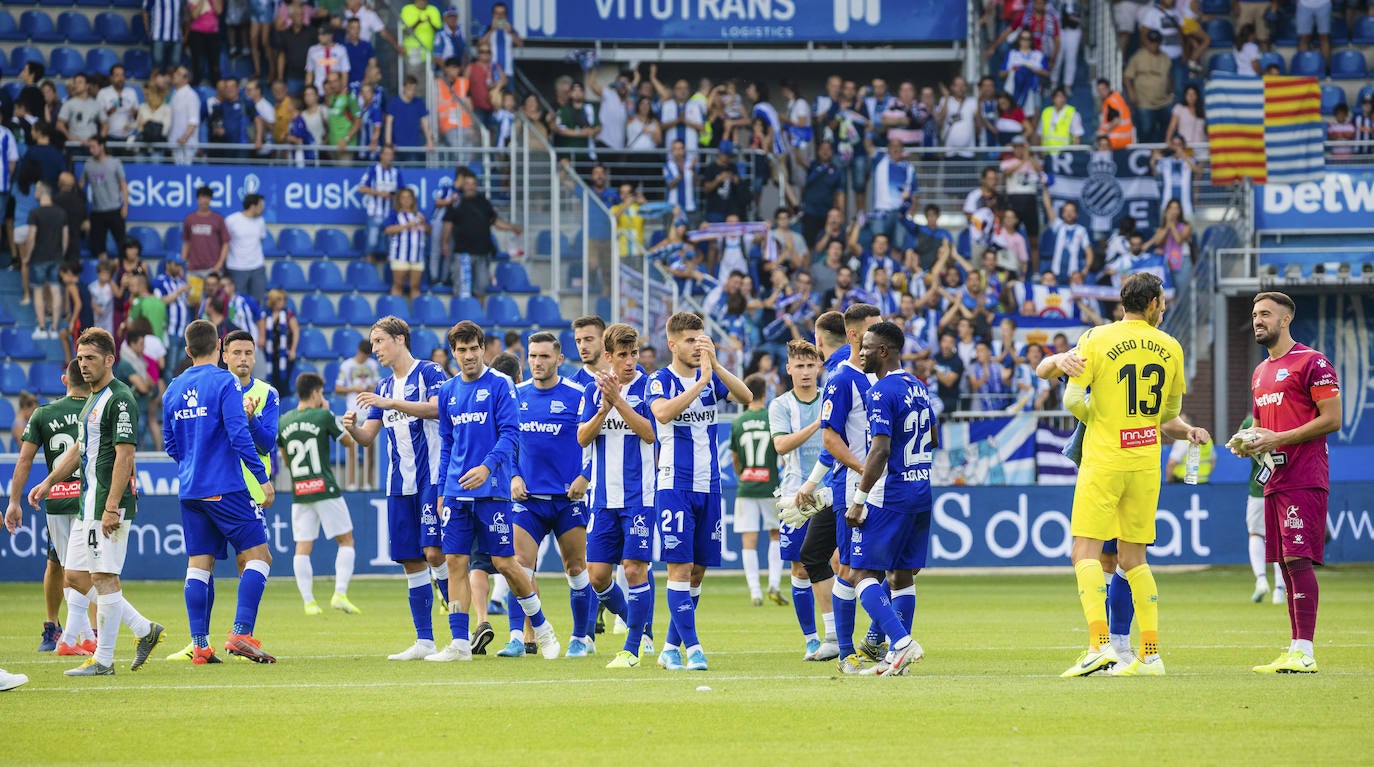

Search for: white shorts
xmin=46 ymin=514 xmax=75 ymax=566
xmin=292 ymin=496 xmax=354 ymax=542
xmin=65 ymin=518 xmax=131 ymax=575
xmin=733 ymin=497 xmax=779 ymax=534
xmin=1246 ymin=495 xmax=1265 ymax=537
xmin=1114 ymin=0 xmax=1143 ymax=32
xmin=13 ymin=225 xmax=31 ymax=245
xmin=390 ymin=259 xmax=424 ymax=272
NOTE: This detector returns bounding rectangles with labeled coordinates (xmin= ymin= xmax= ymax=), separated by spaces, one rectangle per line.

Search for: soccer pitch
xmin=3 ymin=567 xmax=1372 ymax=765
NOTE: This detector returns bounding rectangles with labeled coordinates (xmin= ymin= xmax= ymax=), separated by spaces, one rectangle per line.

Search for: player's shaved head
xmin=815 ymin=311 xmax=846 ymax=347
xmin=64 ymin=358 xmax=91 ymax=393
xmin=185 ymin=319 xmax=220 ymax=359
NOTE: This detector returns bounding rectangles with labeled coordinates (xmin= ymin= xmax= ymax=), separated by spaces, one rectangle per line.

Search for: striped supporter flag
xmin=1205 ymin=74 xmax=1325 ymax=185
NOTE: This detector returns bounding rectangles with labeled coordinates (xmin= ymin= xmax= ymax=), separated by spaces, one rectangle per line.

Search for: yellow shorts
xmin=1182 ymin=17 xmax=1201 ymax=36
xmin=1070 ymin=464 xmax=1160 ymax=544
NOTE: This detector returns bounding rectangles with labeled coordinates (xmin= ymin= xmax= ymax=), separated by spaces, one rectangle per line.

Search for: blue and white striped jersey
xmin=154 ymin=273 xmax=189 ymax=342
xmin=664 ymin=157 xmax=695 ymax=213
xmin=385 ymin=210 xmax=425 ymax=263
xmin=579 ymin=371 xmax=656 ymax=509
xmin=646 ymin=367 xmax=730 ymax=494
xmin=820 ymin=360 xmax=876 ymax=508
xmin=367 ymin=359 xmax=448 ymax=496
xmin=753 ymin=101 xmax=785 ymax=153
xmin=143 ymin=0 xmax=181 ymax=41
xmin=871 ymin=154 xmax=915 ymax=212
xmin=515 ymin=377 xmax=586 ymax=497
xmin=359 ymin=163 xmax=402 ymax=219
xmin=0 ymin=128 xmax=17 ymax=191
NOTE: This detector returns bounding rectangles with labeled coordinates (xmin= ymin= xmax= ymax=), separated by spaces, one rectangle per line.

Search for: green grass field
xmin=2 ymin=566 xmax=1372 ymax=765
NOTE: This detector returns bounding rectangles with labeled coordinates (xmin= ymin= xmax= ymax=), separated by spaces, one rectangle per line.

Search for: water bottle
xmin=1184 ymin=442 xmax=1201 ymax=485
xmin=459 ymin=253 xmax=472 ymax=299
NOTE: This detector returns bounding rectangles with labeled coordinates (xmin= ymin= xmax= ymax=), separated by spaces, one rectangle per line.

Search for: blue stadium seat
xmin=1290 ymin=50 xmax=1324 ymax=77
xmin=955 ymin=228 xmax=971 ymax=258
xmin=0 ymin=328 xmax=45 ymax=360
xmin=1206 ymin=18 xmax=1233 ymax=48
xmin=1331 ymin=16 xmax=1351 ymax=44
xmin=49 ymin=46 xmax=85 ymax=78
xmin=493 ymin=262 xmax=538 ymax=293
xmin=271 ymin=261 xmax=311 ymax=292
xmin=295 ymin=361 xmax=319 ymax=379
xmin=0 ymin=83 xmax=17 ymax=105
xmin=85 ymin=47 xmax=119 ymax=76
xmin=29 ymin=361 xmax=66 ymax=396
xmin=127 ymin=226 xmax=164 ymax=257
xmin=1356 ymin=15 xmax=1374 ymax=45
xmin=525 ymin=295 xmax=563 ymax=327
xmin=338 ymin=293 xmax=374 ymax=326
xmin=1272 ymin=16 xmax=1298 ymax=46
xmin=315 ymin=227 xmax=356 ymax=257
xmin=595 ymin=296 xmax=613 ymax=320
xmin=1259 ymin=51 xmax=1286 ymax=75
xmin=1360 ymin=84 xmax=1374 ymax=107
xmin=1208 ymin=53 xmax=1238 ymax=74
xmin=1331 ymin=49 xmax=1368 ymax=80
xmin=309 ymin=260 xmax=348 ymax=291
xmin=352 ymin=229 xmax=368 ymax=255
xmin=0 ymin=12 xmax=20 ymax=41
xmin=262 ymin=229 xmax=286 ymax=258
xmin=21 ymin=11 xmax=61 ymax=42
xmin=95 ymin=12 xmax=133 ymax=44
xmin=332 ymin=327 xmax=364 ymax=358
xmin=322 ymin=361 xmax=340 ymax=393
xmin=558 ymin=329 xmax=577 ymax=358
xmin=298 ymin=328 xmax=332 ymax=359
xmin=112 ymin=0 xmax=144 ymax=9
xmin=485 ymin=294 xmax=525 ymax=327
xmin=0 ymin=397 xmax=15 ymax=432
xmin=412 ymin=295 xmax=449 ymax=326
xmin=346 ymin=261 xmax=388 ymax=292
xmin=58 ymin=11 xmax=98 ymax=43
xmin=375 ymin=295 xmax=408 ymax=317
xmin=277 ymin=227 xmax=317 ymax=257
xmin=0 ymin=362 xmax=28 ymax=394
xmin=130 ymin=12 xmax=149 ymax=42
xmin=534 ymin=230 xmax=559 ymax=256
xmin=9 ymin=47 xmax=44 ymax=72
xmin=1320 ymin=84 xmax=1346 ymax=115
xmin=163 ymin=226 xmax=183 ymax=255
xmin=449 ymin=296 xmax=484 ymax=322
xmin=279 ymin=395 xmax=299 ymax=413
xmin=410 ymin=328 xmax=441 ymax=360
xmin=1200 ymin=0 xmax=1229 ymax=14
xmin=299 ymin=293 xmax=341 ymax=326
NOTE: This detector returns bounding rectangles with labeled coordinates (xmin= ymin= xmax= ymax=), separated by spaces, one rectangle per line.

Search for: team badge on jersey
xmin=551 ymin=401 xmax=567 ymax=413
xmin=476 ymin=389 xmax=490 ymax=402
xmin=1275 ymin=368 xmax=1289 ymax=382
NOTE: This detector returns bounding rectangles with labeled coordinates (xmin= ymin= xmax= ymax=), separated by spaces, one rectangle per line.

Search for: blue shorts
xmin=387 ymin=484 xmax=440 ymax=562
xmin=515 ymin=497 xmax=587 ymax=544
xmin=1102 ymin=538 xmax=1118 ymax=555
xmin=181 ymin=490 xmax=269 ymax=560
xmin=656 ymin=489 xmax=723 ymax=568
xmin=848 ymin=506 xmax=932 ymax=573
xmin=365 ymin=215 xmax=387 ymax=255
xmin=842 ymin=154 xmax=869 ymax=191
xmin=829 ymin=480 xmax=853 ymax=567
xmin=29 ymin=261 xmax=60 ymax=286
xmin=587 ymin=506 xmax=654 ymax=565
xmin=469 ymin=541 xmax=499 ymax=574
xmin=779 ymin=520 xmax=809 ymax=562
xmin=441 ymin=498 xmax=515 ymax=558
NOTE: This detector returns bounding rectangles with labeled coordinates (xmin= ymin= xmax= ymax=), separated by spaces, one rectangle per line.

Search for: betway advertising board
xmin=122 ymin=165 xmax=455 ymax=226
xmin=1254 ymin=171 xmax=1374 ymax=231
xmin=3 ymin=460 xmax=1371 ymax=580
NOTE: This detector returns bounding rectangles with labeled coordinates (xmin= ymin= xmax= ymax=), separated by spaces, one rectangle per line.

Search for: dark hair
xmin=76 ymin=328 xmax=116 ymax=358
xmin=491 ymin=353 xmax=521 ymax=381
xmin=743 ymin=373 xmax=767 ymax=400
xmin=815 ymin=311 xmax=846 ymax=345
xmin=356 ymin=339 xmax=372 ymax=356
xmin=243 ymin=193 xmax=263 ymax=209
xmin=571 ymin=314 xmax=606 ymax=333
xmin=296 ymin=372 xmax=326 ymax=399
xmin=527 ymin=330 xmax=560 ymax=352
xmin=14 ymin=157 xmax=42 ymax=195
xmin=750 ymin=81 xmax=770 ymax=102
xmin=222 ymin=329 xmax=255 ymax=349
xmin=867 ymin=321 xmax=904 ymax=352
xmin=666 ymin=311 xmax=704 ymax=335
xmin=1096 ymin=78 xmax=1111 ymax=88
xmin=65 ymin=358 xmax=89 ymax=390
xmin=196 ymin=185 xmax=214 ymax=199
xmin=924 ymin=203 xmax=940 ymax=217
xmin=185 ymin=319 xmax=220 ymax=358
xmin=1120 ymin=272 xmax=1164 ymax=313
xmin=87 ymin=134 xmax=106 ymax=148
xmin=843 ymin=303 xmax=881 ymax=325
xmin=448 ymin=320 xmax=484 ymax=349
xmin=1253 ymin=291 xmax=1296 ymax=315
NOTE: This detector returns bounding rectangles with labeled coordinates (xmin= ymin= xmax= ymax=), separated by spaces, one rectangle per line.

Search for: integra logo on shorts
xmin=629 ymin=514 xmax=650 ymax=538
xmin=450 ymin=411 xmax=489 ymax=425
xmin=1255 ymin=392 xmax=1285 ymax=407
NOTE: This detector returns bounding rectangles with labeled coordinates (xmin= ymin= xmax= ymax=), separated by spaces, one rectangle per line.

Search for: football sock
xmin=449 ymin=610 xmax=469 ymax=642
xmin=1279 ymin=559 xmax=1297 ymax=639
xmin=855 ymin=578 xmax=907 ymax=647
xmin=615 ymin=565 xmax=630 ymax=594
xmin=293 ymin=554 xmax=314 ymax=603
xmin=491 ymin=573 xmax=509 ymax=604
xmin=766 ymin=540 xmax=782 ymax=592
xmin=821 ymin=610 xmax=837 ymax=641
xmin=1074 ymin=558 xmax=1109 ymax=650
xmin=1107 ymin=568 xmax=1134 ymax=636
xmin=94 ymin=592 xmax=124 ymax=666
xmin=568 ymin=570 xmax=593 ymax=640
xmin=595 ymin=582 xmax=628 ymax=621
xmin=335 ymin=546 xmax=355 ymax=595
xmin=833 ymin=578 xmax=857 ymax=657
xmin=1248 ymin=536 xmax=1267 ymax=581
xmin=407 ymin=569 xmax=435 ymax=642
xmin=1124 ymin=564 xmax=1159 ymax=660
xmin=643 ymin=567 xmax=657 ymax=635
xmin=431 ymin=563 xmax=450 ymax=607
xmin=742 ymin=549 xmax=762 ymax=600
xmin=506 ymin=588 xmax=526 ymax=639
xmin=1273 ymin=562 xmax=1284 ymax=590
xmin=625 ymin=582 xmax=652 ymax=653
xmin=63 ymin=587 xmax=92 ymax=644
xmin=205 ymin=575 xmax=216 ymax=630
xmin=665 ymin=581 xmax=699 ymax=650
xmin=233 ymin=559 xmax=270 ymax=636
xmin=891 ymin=585 xmax=916 ymax=637
xmin=1286 ymin=557 xmax=1319 ymax=647
xmin=516 ymin=575 xmax=548 ymax=629
xmin=122 ymin=598 xmax=151 ymax=638
xmin=185 ymin=567 xmax=212 ymax=646
xmin=666 ymin=587 xmax=701 ymax=648
xmin=791 ymin=575 xmax=816 ymax=637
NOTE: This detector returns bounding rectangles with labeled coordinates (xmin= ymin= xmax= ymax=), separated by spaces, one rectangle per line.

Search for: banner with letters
xmin=931 ymin=414 xmax=1039 ymax=486
xmin=121 ymin=165 xmax=455 ymax=226
xmin=1253 ymin=171 xmax=1374 ymax=232
xmin=1045 ymin=149 xmax=1161 ymax=238
xmin=470 ymin=0 xmax=965 ymax=43
xmin=3 ymin=474 xmax=1371 ymax=578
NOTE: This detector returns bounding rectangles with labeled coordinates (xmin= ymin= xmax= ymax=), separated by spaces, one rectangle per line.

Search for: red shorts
xmin=1264 ymin=488 xmax=1328 ymax=565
